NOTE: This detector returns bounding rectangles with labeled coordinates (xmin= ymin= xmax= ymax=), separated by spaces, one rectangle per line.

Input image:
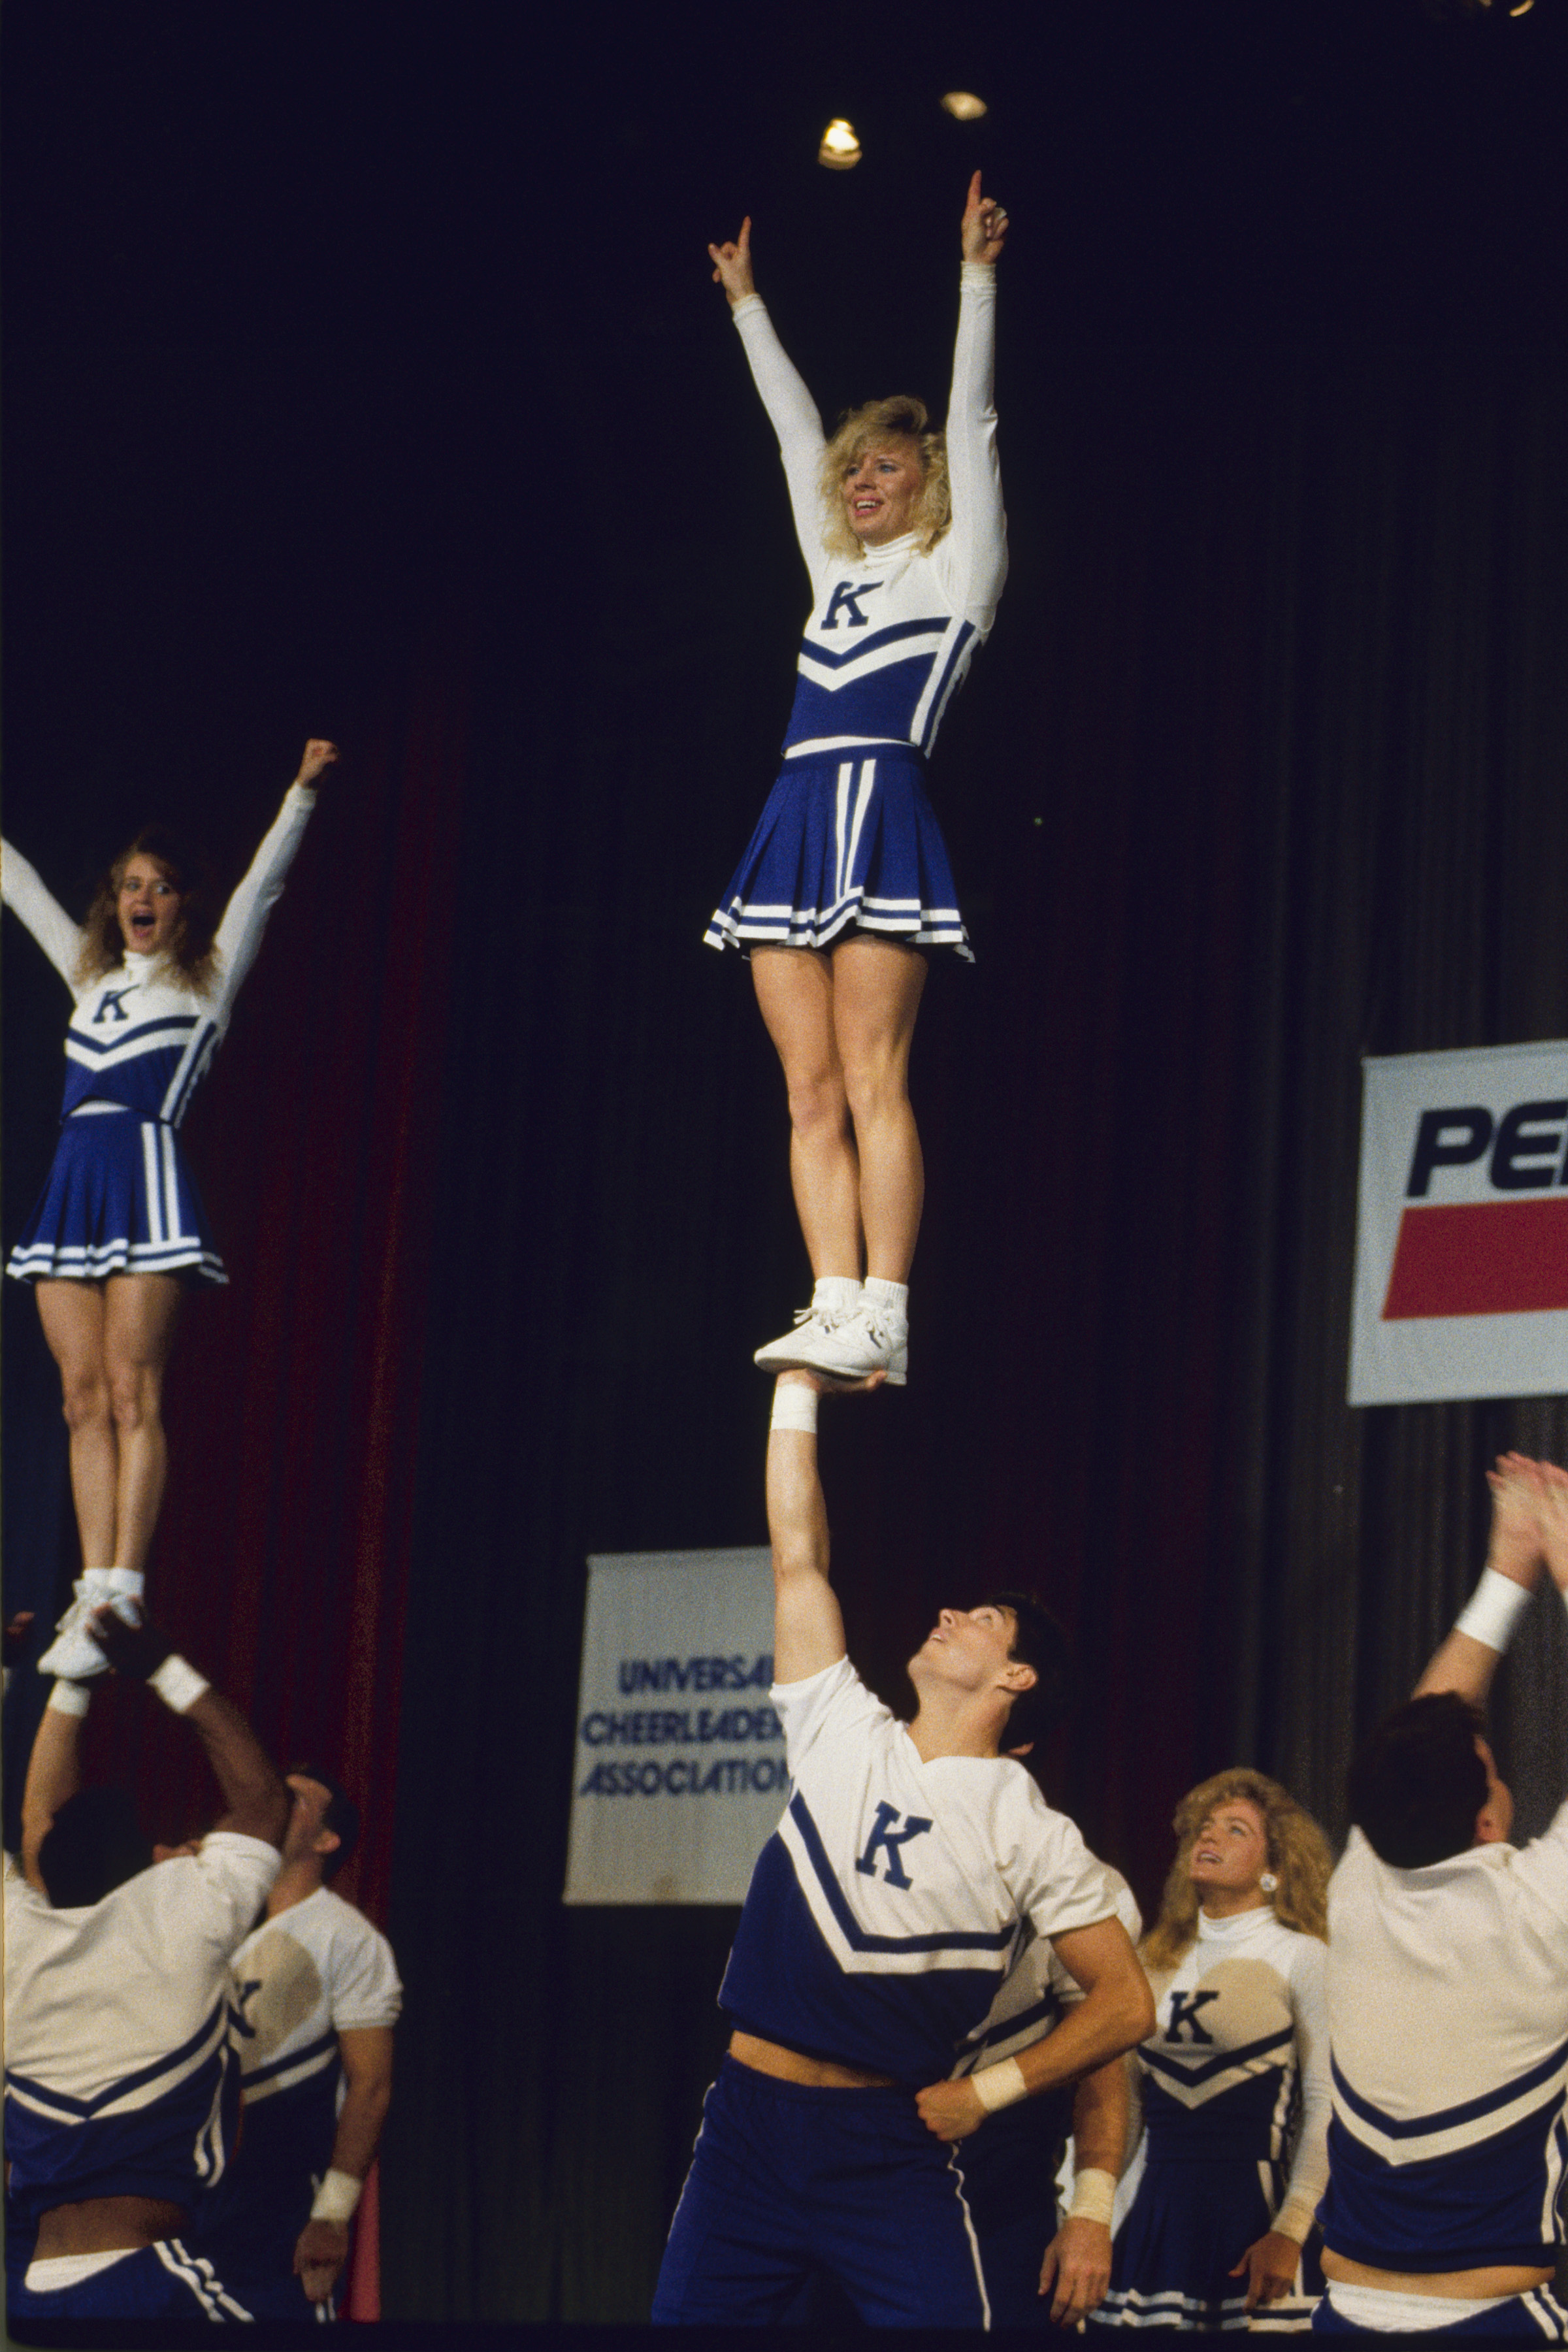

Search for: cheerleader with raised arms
xmin=3 ymin=739 xmax=337 ymax=1674
xmin=706 ymin=174 xmax=1007 ymax=1386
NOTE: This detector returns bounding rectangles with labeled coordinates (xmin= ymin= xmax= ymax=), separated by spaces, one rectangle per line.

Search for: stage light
xmin=1509 ymin=1 xmax=1534 ymax=15
xmin=818 ymin=119 xmax=862 ymax=170
xmin=941 ymin=91 xmax=988 ymax=120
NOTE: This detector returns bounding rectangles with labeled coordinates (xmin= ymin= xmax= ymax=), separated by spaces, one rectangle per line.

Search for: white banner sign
xmin=1350 ymin=1039 xmax=1568 ymax=1405
xmin=563 ymin=1547 xmax=785 ymax=1906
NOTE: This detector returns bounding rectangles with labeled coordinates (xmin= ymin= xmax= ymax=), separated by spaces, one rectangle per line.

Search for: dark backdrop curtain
xmin=374 ymin=336 xmax=1568 ymax=2321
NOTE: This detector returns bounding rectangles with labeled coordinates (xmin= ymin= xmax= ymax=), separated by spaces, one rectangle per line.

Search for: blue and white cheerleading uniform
xmin=652 ymin=1652 xmax=1117 ymax=2328
xmin=3 ymin=782 xmax=316 ymax=1285
xmin=191 ymin=1886 xmax=402 ymax=2319
xmin=949 ymin=1872 xmax=1143 ymax=2329
xmin=704 ymin=265 xmax=1006 ymax=960
xmin=1093 ymin=1908 xmax=1329 ymax=2332
xmin=3 ymin=1833 xmax=280 ymax=2320
xmin=1314 ymin=1820 xmax=1568 ymax=2342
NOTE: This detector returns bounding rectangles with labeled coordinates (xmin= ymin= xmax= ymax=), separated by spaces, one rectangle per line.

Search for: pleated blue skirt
xmin=7 ymin=1109 xmax=226 ymax=1285
xmin=704 ymin=747 xmax=973 ymax=960
xmin=1091 ymin=2156 xmax=1316 ymax=2332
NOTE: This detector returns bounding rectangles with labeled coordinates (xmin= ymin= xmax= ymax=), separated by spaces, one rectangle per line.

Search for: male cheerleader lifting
xmin=651 ymin=1369 xmax=1152 ymax=2328
xmin=1316 ymin=1452 xmax=1568 ymax=2340
xmin=5 ymin=1608 xmax=287 ymax=2322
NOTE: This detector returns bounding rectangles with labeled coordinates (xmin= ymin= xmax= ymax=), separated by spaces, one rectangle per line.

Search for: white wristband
xmin=149 ymin=1655 xmax=210 ymax=1715
xmin=46 ymin=1680 xmax=91 ymax=1719
xmin=770 ymin=1383 xmax=819 ymax=1435
xmin=310 ymin=2167 xmax=363 ymax=2225
xmin=1454 ymin=1567 xmax=1533 ymax=1654
xmin=1068 ymin=2166 xmax=1117 ymax=2227
xmin=970 ymin=2056 xmax=1028 ymax=2114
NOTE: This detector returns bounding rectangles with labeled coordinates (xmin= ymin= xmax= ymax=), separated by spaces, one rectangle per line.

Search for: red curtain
xmin=77 ymin=645 xmax=468 ymax=1929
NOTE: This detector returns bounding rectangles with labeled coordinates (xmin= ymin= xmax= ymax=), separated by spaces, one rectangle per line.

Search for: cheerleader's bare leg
xmin=751 ymin=946 xmax=863 ymax=1279
xmin=828 ymin=934 xmax=927 ymax=1284
xmin=100 ymin=1273 xmax=182 ymax=1580
xmin=35 ymin=1279 xmax=118 ymax=1569
xmin=751 ymin=935 xmax=924 ymax=1384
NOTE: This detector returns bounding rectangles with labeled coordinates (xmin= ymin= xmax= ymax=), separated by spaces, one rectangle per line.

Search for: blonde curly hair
xmin=1141 ymin=1767 xmax=1331 ymax=1972
xmin=818 ymin=397 xmax=951 ymax=560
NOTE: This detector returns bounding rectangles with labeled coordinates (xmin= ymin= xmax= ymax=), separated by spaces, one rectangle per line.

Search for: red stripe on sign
xmin=1382 ymin=1197 xmax=1568 ymax=1319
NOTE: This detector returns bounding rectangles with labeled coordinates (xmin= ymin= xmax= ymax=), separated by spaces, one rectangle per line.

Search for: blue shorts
xmin=188 ymin=2174 xmax=340 ymax=2322
xmin=651 ymin=2057 xmax=992 ymax=2328
xmin=8 ymin=2238 xmax=253 ymax=2321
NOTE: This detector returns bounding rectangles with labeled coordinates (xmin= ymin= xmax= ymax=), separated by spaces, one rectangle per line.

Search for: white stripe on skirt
xmin=140 ymin=1123 xmax=164 ymax=1247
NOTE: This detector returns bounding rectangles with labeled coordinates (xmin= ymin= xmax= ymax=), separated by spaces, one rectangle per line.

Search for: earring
xmin=1259 ymin=1871 xmax=1278 ymax=1896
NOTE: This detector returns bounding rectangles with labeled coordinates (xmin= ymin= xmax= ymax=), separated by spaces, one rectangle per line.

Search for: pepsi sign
xmin=1351 ymin=1043 xmax=1568 ymax=1403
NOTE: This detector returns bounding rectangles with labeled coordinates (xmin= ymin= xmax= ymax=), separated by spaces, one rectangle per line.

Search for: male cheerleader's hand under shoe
xmin=778 ymin=1367 xmax=889 ymax=1399
xmin=86 ymin=1606 xmax=172 ymax=1681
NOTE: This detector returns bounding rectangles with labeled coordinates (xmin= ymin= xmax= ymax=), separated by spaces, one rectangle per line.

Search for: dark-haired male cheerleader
xmin=1316 ymin=1452 xmax=1568 ymax=2339
xmin=191 ymin=1765 xmax=400 ymax=2318
xmin=651 ymin=1370 xmax=1151 ymax=2328
xmin=5 ymin=1609 xmax=287 ymax=2322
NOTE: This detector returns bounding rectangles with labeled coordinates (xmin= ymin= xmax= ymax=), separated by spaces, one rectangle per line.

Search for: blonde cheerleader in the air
xmin=706 ymin=175 xmax=1008 ymax=1387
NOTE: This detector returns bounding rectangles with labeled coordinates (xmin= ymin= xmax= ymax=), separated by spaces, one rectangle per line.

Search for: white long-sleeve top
xmin=1 ymin=784 xmax=316 ymax=1128
xmin=731 ymin=265 xmax=1007 ymax=762
xmin=1137 ymin=1907 xmax=1331 ymax=2246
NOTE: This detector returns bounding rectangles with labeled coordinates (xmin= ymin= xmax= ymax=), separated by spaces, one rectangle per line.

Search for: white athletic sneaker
xmin=36 ymin=1579 xmax=142 ymax=1680
xmin=37 ymin=1581 xmax=112 ymax=1680
xmin=756 ymin=1298 xmax=908 ymax=1386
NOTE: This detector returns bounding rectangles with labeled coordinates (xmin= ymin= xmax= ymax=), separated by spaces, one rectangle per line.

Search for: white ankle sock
xmin=813 ymin=1276 xmax=862 ymax=1316
xmin=864 ymin=1277 xmax=908 ymax=1318
xmin=105 ymin=1569 xmax=144 ymax=1601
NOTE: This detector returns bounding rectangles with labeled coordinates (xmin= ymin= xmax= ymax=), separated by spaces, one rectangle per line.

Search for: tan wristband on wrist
xmin=310 ymin=2168 xmax=363 ymax=2225
xmin=970 ymin=2056 xmax=1028 ymax=2114
xmin=1068 ymin=2167 xmax=1117 ymax=2226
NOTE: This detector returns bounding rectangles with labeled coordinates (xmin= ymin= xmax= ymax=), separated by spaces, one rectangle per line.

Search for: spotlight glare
xmin=941 ymin=91 xmax=988 ymax=121
xmin=1509 ymin=1 xmax=1533 ymax=14
xmin=818 ymin=118 xmax=862 ymax=169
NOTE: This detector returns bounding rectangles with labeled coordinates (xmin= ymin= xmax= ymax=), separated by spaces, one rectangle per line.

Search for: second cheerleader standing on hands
xmin=706 ymin=174 xmax=1008 ymax=1388
xmin=3 ymin=739 xmax=338 ymax=1676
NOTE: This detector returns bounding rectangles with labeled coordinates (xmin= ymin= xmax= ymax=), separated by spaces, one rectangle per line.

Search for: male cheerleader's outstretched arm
xmin=1037 ymin=2055 xmax=1130 ymax=2326
xmin=90 ymin=1608 xmax=289 ymax=1848
xmin=915 ymin=1915 xmax=1152 ymax=2142
xmin=1414 ymin=1451 xmax=1546 ymax=1707
xmin=20 ymin=1674 xmax=88 ymax=1891
xmin=768 ymin=1369 xmax=883 ymax=1684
